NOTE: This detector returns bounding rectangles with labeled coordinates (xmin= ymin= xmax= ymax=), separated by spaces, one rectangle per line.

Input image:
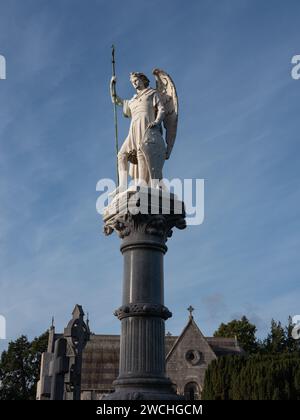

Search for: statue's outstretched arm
xmin=110 ymin=76 xmax=123 ymax=106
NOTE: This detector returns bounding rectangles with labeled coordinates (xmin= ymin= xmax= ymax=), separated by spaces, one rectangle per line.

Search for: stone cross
xmin=187 ymin=305 xmax=195 ymax=317
xmin=63 ymin=304 xmax=90 ymax=400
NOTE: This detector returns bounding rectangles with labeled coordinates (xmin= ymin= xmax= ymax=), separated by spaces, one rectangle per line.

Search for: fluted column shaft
xmin=118 ymin=237 xmax=168 ymax=381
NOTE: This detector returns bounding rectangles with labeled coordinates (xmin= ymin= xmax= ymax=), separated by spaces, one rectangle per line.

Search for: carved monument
xmin=103 ymin=66 xmax=186 ymax=399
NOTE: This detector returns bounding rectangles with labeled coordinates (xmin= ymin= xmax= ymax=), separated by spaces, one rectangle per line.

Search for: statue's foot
xmin=108 ymin=188 xmax=119 ymax=199
xmin=108 ymin=185 xmax=129 ymax=199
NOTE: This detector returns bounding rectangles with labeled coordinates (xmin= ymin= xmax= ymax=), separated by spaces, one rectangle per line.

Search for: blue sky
xmin=0 ymin=0 xmax=300 ymax=352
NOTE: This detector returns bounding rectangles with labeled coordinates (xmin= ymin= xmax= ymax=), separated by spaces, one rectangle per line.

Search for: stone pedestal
xmin=103 ymin=187 xmax=186 ymax=400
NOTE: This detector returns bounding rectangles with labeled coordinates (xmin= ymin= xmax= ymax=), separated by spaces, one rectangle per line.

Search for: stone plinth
xmin=103 ymin=187 xmax=186 ymax=400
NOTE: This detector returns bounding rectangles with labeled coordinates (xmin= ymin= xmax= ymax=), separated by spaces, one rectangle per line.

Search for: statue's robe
xmin=120 ymin=87 xmax=166 ymax=184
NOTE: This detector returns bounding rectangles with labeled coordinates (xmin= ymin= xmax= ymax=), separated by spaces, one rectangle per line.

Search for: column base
xmin=104 ymin=377 xmax=183 ymax=400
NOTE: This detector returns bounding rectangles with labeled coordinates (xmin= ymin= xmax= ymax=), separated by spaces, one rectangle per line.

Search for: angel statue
xmin=110 ymin=68 xmax=178 ymax=196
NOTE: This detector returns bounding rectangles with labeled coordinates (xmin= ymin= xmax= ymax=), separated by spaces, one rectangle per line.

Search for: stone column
xmin=103 ymin=188 xmax=186 ymax=400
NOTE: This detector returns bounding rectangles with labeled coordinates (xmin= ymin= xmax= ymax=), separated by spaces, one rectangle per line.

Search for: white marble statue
xmin=110 ymin=69 xmax=178 ymax=195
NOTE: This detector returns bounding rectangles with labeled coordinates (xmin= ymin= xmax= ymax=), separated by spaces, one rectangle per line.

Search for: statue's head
xmin=130 ymin=72 xmax=150 ymax=89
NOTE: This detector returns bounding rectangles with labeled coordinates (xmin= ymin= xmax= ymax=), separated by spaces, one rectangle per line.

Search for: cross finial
xmin=187 ymin=305 xmax=194 ymax=318
xmin=51 ymin=316 xmax=55 ymax=328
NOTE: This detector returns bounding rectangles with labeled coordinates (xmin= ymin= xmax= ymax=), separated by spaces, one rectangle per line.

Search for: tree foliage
xmin=213 ymin=316 xmax=257 ymax=353
xmin=203 ymin=317 xmax=300 ymax=399
xmin=0 ymin=332 xmax=48 ymax=400
xmin=202 ymin=353 xmax=300 ymax=400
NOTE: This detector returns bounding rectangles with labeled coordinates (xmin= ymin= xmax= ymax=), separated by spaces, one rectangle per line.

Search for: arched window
xmin=184 ymin=382 xmax=201 ymax=400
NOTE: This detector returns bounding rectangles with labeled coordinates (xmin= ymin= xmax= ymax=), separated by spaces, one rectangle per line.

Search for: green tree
xmin=263 ymin=319 xmax=286 ymax=353
xmin=213 ymin=316 xmax=258 ymax=354
xmin=202 ymin=353 xmax=300 ymax=400
xmin=204 ymin=317 xmax=300 ymax=400
xmin=0 ymin=332 xmax=48 ymax=400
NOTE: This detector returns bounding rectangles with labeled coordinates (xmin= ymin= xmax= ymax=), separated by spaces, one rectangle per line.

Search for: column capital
xmin=103 ymin=187 xmax=186 ymax=241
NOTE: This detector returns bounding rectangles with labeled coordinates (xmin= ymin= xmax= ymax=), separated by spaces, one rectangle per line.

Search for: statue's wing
xmin=152 ymin=68 xmax=178 ymax=159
